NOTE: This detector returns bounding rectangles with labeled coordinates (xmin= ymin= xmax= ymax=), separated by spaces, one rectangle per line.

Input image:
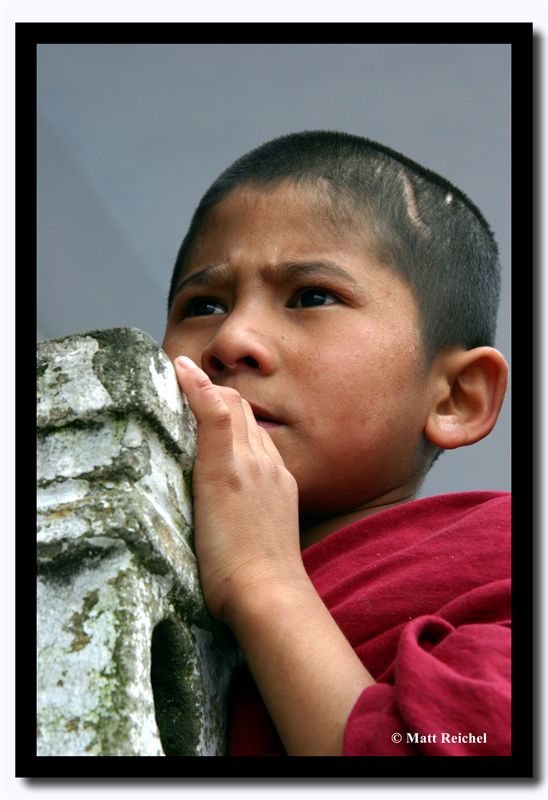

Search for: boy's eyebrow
xmin=265 ymin=260 xmax=360 ymax=287
xmin=174 ymin=263 xmax=231 ymax=295
xmin=174 ymin=259 xmax=360 ymax=295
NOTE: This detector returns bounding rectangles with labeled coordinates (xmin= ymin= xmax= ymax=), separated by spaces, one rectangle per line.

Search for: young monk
xmin=161 ymin=131 xmax=510 ymax=756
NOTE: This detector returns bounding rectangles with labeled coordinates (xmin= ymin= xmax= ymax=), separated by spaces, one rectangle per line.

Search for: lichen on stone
xmin=37 ymin=328 xmax=236 ymax=756
xmin=64 ymin=589 xmax=100 ymax=652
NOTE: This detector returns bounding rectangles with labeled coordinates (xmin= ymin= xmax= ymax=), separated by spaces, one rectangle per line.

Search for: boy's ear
xmin=424 ymin=347 xmax=508 ymax=450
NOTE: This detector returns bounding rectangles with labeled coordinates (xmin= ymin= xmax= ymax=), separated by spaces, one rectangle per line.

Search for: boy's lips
xmin=248 ymin=402 xmax=284 ymax=428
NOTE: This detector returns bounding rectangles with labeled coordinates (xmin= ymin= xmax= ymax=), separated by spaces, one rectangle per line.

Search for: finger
xmin=174 ymin=356 xmax=238 ymax=464
xmin=239 ymin=397 xmax=266 ymax=447
xmin=259 ymin=426 xmax=289 ymax=469
xmin=239 ymin=396 xmax=288 ymax=468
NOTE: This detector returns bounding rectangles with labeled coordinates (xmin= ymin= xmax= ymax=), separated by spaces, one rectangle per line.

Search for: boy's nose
xmin=201 ymin=318 xmax=278 ymax=378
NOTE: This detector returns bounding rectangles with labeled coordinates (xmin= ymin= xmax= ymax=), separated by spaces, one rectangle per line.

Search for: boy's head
xmin=167 ymin=130 xmax=501 ymax=364
xmin=163 ymin=131 xmax=507 ymax=522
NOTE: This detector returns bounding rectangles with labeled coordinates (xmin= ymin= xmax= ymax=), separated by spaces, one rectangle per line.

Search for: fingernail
xmin=175 ymin=356 xmax=197 ymax=370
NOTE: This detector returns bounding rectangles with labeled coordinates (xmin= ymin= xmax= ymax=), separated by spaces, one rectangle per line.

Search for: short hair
xmin=168 ymin=130 xmax=501 ymax=361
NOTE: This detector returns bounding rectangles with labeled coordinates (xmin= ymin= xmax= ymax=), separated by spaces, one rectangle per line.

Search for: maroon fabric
xmin=227 ymin=492 xmax=511 ymax=756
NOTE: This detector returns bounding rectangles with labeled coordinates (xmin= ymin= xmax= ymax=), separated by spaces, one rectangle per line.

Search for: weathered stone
xmin=36 ymin=328 xmax=238 ymax=756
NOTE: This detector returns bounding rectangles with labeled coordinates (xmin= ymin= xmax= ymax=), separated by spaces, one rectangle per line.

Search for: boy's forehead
xmin=193 ymin=181 xmax=373 ymax=258
xmin=211 ymin=180 xmax=334 ymax=219
xmin=173 ymin=179 xmax=400 ymax=299
xmin=175 ymin=187 xmax=414 ymax=306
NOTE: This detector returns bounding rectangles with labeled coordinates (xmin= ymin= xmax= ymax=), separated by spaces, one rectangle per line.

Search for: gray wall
xmin=37 ymin=43 xmax=511 ymax=497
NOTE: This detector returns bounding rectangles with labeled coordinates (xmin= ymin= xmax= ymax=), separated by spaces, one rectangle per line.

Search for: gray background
xmin=37 ymin=43 xmax=511 ymax=498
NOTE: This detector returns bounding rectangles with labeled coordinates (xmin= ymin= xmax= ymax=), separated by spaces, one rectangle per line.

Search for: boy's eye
xmin=293 ymin=288 xmax=338 ymax=308
xmin=183 ymin=297 xmax=227 ymax=318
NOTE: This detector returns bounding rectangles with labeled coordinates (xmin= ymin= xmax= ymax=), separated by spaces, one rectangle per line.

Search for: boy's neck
xmin=299 ymin=492 xmax=418 ymax=550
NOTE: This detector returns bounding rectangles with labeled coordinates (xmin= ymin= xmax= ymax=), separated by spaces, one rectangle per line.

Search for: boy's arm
xmin=174 ymin=357 xmax=376 ymax=756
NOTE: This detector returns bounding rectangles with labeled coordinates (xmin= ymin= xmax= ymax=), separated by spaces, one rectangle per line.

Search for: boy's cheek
xmin=162 ymin=334 xmax=188 ymax=363
xmin=162 ymin=329 xmax=205 ymax=366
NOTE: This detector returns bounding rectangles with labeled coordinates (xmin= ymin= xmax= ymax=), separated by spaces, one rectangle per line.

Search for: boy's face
xmin=163 ymin=182 xmax=439 ymax=519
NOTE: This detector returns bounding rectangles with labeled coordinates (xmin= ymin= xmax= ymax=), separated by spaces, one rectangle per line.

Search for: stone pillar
xmin=36 ymin=328 xmax=238 ymax=756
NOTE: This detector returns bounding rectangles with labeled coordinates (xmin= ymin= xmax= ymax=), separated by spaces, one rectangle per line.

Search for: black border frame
xmin=20 ymin=21 xmax=534 ymax=781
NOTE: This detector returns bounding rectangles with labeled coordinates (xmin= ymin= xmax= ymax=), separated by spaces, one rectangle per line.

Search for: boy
xmin=161 ymin=131 xmax=510 ymax=756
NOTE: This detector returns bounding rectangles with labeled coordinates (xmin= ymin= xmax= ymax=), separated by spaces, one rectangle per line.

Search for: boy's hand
xmin=173 ymin=356 xmax=375 ymax=755
xmin=173 ymin=356 xmax=305 ymax=623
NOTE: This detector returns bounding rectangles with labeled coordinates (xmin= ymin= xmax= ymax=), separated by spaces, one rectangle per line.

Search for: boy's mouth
xmin=248 ymin=403 xmax=283 ymax=428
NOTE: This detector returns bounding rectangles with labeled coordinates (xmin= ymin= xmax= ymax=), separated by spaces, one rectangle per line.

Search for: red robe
xmin=227 ymin=492 xmax=511 ymax=756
